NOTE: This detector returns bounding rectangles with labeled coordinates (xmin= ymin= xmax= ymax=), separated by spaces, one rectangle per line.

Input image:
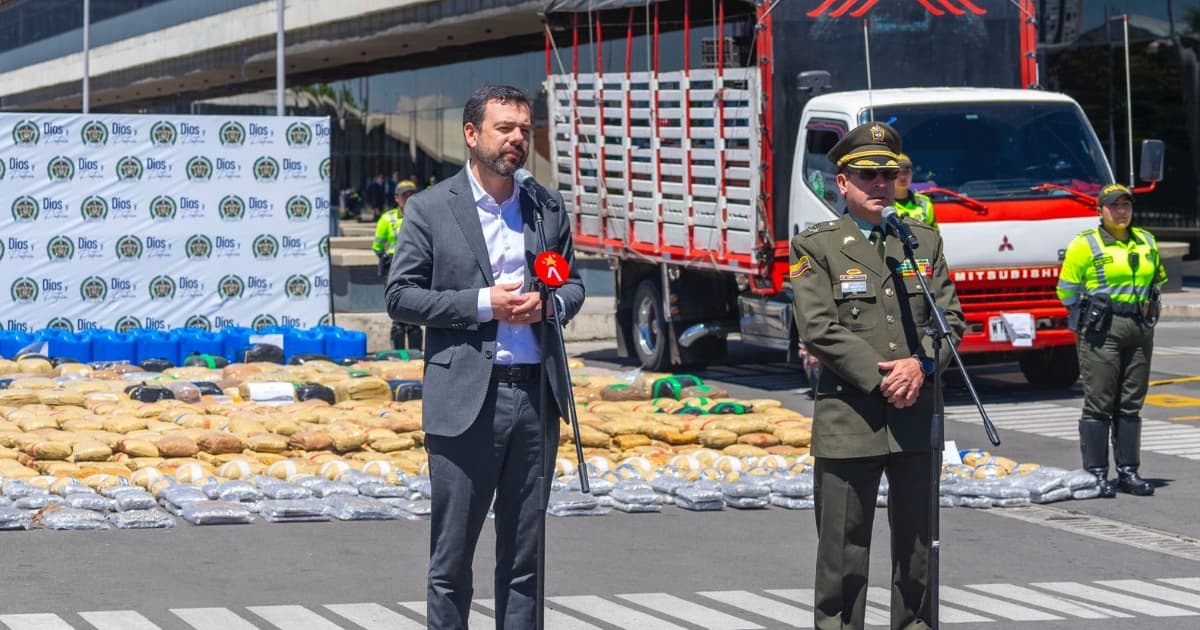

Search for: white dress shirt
xmin=468 ymin=163 xmax=541 ymax=365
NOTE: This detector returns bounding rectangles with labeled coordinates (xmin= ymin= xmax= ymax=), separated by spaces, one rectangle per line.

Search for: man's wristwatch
xmin=915 ymin=355 xmax=936 ymax=375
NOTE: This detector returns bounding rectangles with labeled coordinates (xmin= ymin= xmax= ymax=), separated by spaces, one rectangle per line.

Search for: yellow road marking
xmin=1145 ymin=393 xmax=1200 ymax=408
xmin=1149 ymin=376 xmax=1200 ymax=387
xmin=1171 ymin=416 xmax=1200 ymax=422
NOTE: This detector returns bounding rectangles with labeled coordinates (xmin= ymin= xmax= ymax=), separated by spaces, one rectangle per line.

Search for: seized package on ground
xmin=107 ymin=509 xmax=177 ymax=529
xmin=258 ymin=499 xmax=330 ymax=523
xmin=180 ymin=501 xmax=256 ymax=525
xmin=324 ymin=495 xmax=399 ymax=521
xmin=609 ymin=480 xmax=662 ymax=513
xmin=548 ymin=491 xmax=610 ymax=517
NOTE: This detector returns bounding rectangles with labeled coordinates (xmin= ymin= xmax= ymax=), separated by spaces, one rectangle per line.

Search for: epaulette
xmin=800 ymin=220 xmax=840 ymax=237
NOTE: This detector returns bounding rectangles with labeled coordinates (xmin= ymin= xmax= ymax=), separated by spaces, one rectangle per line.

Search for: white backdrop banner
xmin=0 ymin=114 xmax=332 ymax=334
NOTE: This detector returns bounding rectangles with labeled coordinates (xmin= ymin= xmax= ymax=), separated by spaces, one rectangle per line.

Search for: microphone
xmin=534 ymin=251 xmax=570 ymax=288
xmin=514 ymin=168 xmax=559 ymax=212
xmin=882 ymin=206 xmax=919 ymax=250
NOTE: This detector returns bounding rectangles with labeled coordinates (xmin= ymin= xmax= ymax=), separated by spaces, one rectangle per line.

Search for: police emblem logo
xmin=115 ymin=316 xmax=142 ymax=333
xmin=12 ymin=120 xmax=39 ymax=146
xmin=11 ymin=196 xmax=38 ymax=222
xmin=148 ymin=275 xmax=176 ymax=300
xmin=186 ymin=156 xmax=213 ymax=181
xmin=319 ymin=157 xmax=331 ymax=181
xmin=79 ymin=276 xmax=108 ymax=302
xmin=870 ymin=124 xmax=885 ymax=142
xmin=251 ymin=314 xmax=278 ymax=331
xmin=285 ymin=274 xmax=312 ymax=299
xmin=81 ymin=121 xmax=108 ymax=146
xmin=253 ymin=157 xmax=280 ymax=181
xmin=0 ymin=159 xmax=6 ymax=180
xmin=285 ymin=122 xmax=312 ymax=147
xmin=115 ymin=235 xmax=144 ymax=260
xmin=116 ymin=156 xmax=143 ymax=180
xmin=252 ymin=234 xmax=279 ymax=259
xmin=318 ymin=235 xmax=330 ymax=259
xmin=11 ymin=277 xmax=38 ymax=303
xmin=219 ymin=121 xmax=246 ymax=146
xmin=150 ymin=121 xmax=177 ymax=146
xmin=219 ymin=195 xmax=245 ymax=221
xmin=47 ymin=236 xmax=74 ymax=261
xmin=80 ymin=195 xmax=108 ymax=221
xmin=286 ymin=195 xmax=312 ymax=221
xmin=184 ymin=315 xmax=212 ymax=331
xmin=46 ymin=317 xmax=73 ymax=332
xmin=0 ymin=240 xmax=5 ymax=261
xmin=46 ymin=156 xmax=74 ymax=181
xmin=217 ymin=274 xmax=244 ymax=299
xmin=185 ymin=235 xmax=213 ymax=260
xmin=149 ymin=195 xmax=177 ymax=220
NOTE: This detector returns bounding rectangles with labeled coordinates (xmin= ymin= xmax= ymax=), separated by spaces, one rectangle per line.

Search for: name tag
xmin=841 ymin=281 xmax=869 ymax=295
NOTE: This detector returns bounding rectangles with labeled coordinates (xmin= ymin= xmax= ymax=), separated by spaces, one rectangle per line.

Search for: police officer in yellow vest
xmin=894 ymin=153 xmax=936 ymax=228
xmin=791 ymin=122 xmax=963 ymax=630
xmin=1057 ymin=183 xmax=1165 ymax=497
xmin=375 ymin=180 xmax=423 ymax=350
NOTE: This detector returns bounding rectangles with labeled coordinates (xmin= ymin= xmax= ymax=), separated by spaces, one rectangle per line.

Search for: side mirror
xmin=1139 ymin=139 xmax=1164 ymax=182
xmin=796 ymin=70 xmax=832 ymax=96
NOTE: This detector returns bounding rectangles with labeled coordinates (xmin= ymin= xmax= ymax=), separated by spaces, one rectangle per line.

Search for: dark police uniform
xmin=790 ymin=122 xmax=965 ymax=630
xmin=1057 ymin=184 xmax=1165 ymax=497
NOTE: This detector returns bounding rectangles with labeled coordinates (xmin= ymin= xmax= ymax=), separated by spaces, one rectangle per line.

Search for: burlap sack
xmin=196 ymin=432 xmax=245 ymax=455
xmin=71 ymin=441 xmax=113 ymax=462
xmin=155 ymin=434 xmax=200 ymax=458
xmin=118 ymin=439 xmax=160 ymax=458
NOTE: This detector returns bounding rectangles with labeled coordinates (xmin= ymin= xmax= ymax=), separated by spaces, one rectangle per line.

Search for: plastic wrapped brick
xmin=548 ymin=491 xmax=610 ymax=517
xmin=203 ymin=480 xmax=261 ymax=503
xmin=258 ymin=499 xmax=331 ymax=523
xmin=65 ymin=494 xmax=113 ymax=512
xmin=159 ymin=485 xmax=209 ymax=512
xmin=611 ymin=498 xmax=662 ymax=513
xmin=649 ymin=474 xmax=688 ymax=496
xmin=310 ymin=480 xmax=358 ymax=498
xmin=180 ymin=501 xmax=255 ymax=525
xmin=38 ymin=507 xmax=111 ymax=530
xmin=959 ymin=496 xmax=994 ymax=509
xmin=3 ymin=480 xmax=40 ymax=499
xmin=359 ymin=483 xmax=408 ymax=499
xmin=568 ymin=475 xmax=612 ymax=496
xmin=969 ymin=480 xmax=1031 ymax=500
xmin=675 ymin=496 xmax=725 ymax=511
xmin=676 ymin=483 xmax=723 ymax=504
xmin=337 ymin=471 xmax=386 ymax=490
xmin=939 ymin=495 xmax=960 ymax=508
xmin=721 ymin=480 xmax=770 ymax=499
xmin=995 ymin=497 xmax=1033 ymax=507
xmin=1072 ymin=486 xmax=1102 ymax=500
xmin=0 ymin=507 xmax=32 ymax=530
xmin=770 ymin=495 xmax=815 ymax=510
xmin=725 ymin=495 xmax=769 ymax=509
xmin=114 ymin=490 xmax=157 ymax=512
xmin=396 ymin=499 xmax=432 ymax=520
xmin=324 ymin=495 xmax=399 ymax=521
xmin=1031 ymin=487 xmax=1073 ymax=504
xmin=610 ymin=483 xmax=661 ymax=506
xmin=107 ymin=509 xmax=177 ymax=529
xmin=1063 ymin=469 xmax=1100 ymax=491
xmin=771 ymin=476 xmax=814 ymax=498
xmin=15 ymin=493 xmax=62 ymax=510
xmin=256 ymin=480 xmax=313 ymax=500
xmin=407 ymin=476 xmax=432 ymax=499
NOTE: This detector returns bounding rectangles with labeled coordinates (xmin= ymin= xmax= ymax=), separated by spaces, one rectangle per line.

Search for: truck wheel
xmin=632 ymin=279 xmax=671 ymax=371
xmin=1018 ymin=346 xmax=1080 ymax=389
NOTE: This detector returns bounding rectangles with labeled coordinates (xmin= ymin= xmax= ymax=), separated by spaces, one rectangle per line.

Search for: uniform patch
xmin=839 ymin=269 xmax=869 ymax=295
xmin=790 ymin=256 xmax=812 ymax=279
xmin=843 ymin=235 xmax=856 ymax=245
xmin=897 ymin=258 xmax=933 ymax=277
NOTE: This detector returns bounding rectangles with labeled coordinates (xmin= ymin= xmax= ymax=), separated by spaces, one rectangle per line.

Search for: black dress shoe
xmin=1117 ymin=469 xmax=1154 ymax=496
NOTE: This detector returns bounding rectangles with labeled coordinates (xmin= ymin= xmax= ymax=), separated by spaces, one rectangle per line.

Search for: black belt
xmin=1110 ymin=302 xmax=1147 ymax=317
xmin=491 ymin=364 xmax=541 ymax=382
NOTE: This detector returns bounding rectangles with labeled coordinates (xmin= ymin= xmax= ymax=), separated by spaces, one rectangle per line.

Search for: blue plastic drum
xmin=36 ymin=328 xmax=92 ymax=362
xmin=325 ymin=329 xmax=367 ymax=362
xmin=178 ymin=329 xmax=224 ymax=359
xmin=135 ymin=329 xmax=180 ymax=365
xmin=92 ymin=331 xmax=136 ymax=363
xmin=221 ymin=326 xmax=254 ymax=363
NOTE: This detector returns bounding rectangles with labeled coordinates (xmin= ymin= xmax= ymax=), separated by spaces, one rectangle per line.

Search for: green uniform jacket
xmin=790 ymin=213 xmax=964 ymax=458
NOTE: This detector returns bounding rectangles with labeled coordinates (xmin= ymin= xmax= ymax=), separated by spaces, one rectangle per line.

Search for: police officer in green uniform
xmin=374 ymin=180 xmax=423 ymax=350
xmin=1057 ymin=183 xmax=1164 ymax=497
xmin=790 ymin=122 xmax=964 ymax=630
xmin=894 ymin=153 xmax=936 ymax=228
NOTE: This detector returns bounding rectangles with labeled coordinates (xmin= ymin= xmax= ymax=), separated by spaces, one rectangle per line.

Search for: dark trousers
xmin=814 ymin=453 xmax=934 ymax=630
xmin=425 ymin=378 xmax=559 ymax=630
xmin=391 ymin=321 xmax=423 ymax=351
xmin=1078 ymin=315 xmax=1154 ymax=470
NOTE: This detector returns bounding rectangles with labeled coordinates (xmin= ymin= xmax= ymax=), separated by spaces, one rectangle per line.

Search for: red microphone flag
xmin=534 ymin=251 xmax=569 ymax=288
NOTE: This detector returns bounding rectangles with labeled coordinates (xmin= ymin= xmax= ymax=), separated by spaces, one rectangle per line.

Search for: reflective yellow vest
xmin=373 ymin=208 xmax=404 ymax=256
xmin=1056 ymin=226 xmax=1166 ymax=307
xmin=895 ymin=191 xmax=936 ymax=228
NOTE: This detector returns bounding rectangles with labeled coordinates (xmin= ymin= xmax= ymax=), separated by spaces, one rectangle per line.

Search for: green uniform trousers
xmin=814 ymin=453 xmax=933 ymax=630
xmin=1078 ymin=314 xmax=1154 ymax=420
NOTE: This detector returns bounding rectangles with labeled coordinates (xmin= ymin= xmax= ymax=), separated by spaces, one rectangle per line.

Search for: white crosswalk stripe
xmin=11 ymin=577 xmax=1200 ymax=629
xmin=1152 ymin=346 xmax=1200 ymax=356
xmin=945 ymin=399 xmax=1200 ymax=459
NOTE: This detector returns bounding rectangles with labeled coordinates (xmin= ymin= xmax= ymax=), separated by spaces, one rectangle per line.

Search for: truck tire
xmin=1018 ymin=346 xmax=1080 ymax=389
xmin=632 ymin=279 xmax=671 ymax=371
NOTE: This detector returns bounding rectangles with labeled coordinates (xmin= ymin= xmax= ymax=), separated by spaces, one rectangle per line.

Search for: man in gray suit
xmin=386 ymin=84 xmax=585 ymax=630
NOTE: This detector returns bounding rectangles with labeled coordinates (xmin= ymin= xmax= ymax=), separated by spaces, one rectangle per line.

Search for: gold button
xmin=886 ymin=315 xmax=895 ymax=323
xmin=889 ymin=342 xmax=898 ymax=351
xmin=885 ymin=288 xmax=894 ymax=297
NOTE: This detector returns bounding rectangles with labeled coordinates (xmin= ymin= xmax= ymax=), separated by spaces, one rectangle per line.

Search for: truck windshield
xmin=868 ymin=102 xmax=1113 ymax=200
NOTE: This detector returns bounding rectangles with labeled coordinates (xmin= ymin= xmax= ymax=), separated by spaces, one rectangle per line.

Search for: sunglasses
xmin=849 ymin=168 xmax=899 ymax=182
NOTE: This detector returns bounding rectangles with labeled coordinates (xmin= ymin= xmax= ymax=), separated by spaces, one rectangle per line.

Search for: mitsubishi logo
xmin=806 ymin=0 xmax=987 ymax=18
xmin=999 ymin=236 xmax=1014 ymax=252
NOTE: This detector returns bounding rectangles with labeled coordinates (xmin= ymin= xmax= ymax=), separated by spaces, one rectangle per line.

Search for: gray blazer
xmin=385 ymin=167 xmax=585 ymax=437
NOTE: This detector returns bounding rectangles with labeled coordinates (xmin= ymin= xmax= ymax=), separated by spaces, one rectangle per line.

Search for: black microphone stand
xmin=897 ymin=235 xmax=1000 ymax=629
xmin=530 ymin=195 xmax=589 ymax=630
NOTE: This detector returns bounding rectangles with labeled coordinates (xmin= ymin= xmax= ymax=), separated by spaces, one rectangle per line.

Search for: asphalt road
xmin=4 ymin=324 xmax=1200 ymax=629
